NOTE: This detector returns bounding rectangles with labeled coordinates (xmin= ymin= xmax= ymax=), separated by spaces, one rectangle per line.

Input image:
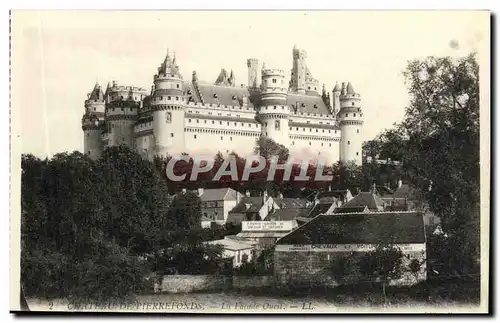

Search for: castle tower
xmin=105 ymin=82 xmax=139 ymax=148
xmin=338 ymin=82 xmax=363 ymax=165
xmin=247 ymin=58 xmax=261 ymax=88
xmin=289 ymin=45 xmax=307 ymax=94
xmin=332 ymin=82 xmax=341 ymax=116
xmin=150 ymin=50 xmax=186 ymax=157
xmin=258 ymin=65 xmax=290 ymax=146
xmin=82 ymin=83 xmax=105 ymax=159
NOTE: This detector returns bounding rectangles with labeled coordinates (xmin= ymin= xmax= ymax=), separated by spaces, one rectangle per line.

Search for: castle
xmin=82 ymin=46 xmax=364 ymax=165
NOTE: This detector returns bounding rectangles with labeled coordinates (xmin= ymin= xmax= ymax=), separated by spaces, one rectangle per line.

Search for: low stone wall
xmin=160 ymin=275 xmax=230 ymax=293
xmin=232 ymin=276 xmax=274 ymax=289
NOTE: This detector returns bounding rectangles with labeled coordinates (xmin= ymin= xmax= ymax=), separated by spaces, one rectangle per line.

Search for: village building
xmin=205 ymin=236 xmax=258 ymax=268
xmin=273 ymin=211 xmax=427 ymax=287
xmin=335 ymin=189 xmax=387 ymax=212
xmin=235 ymin=220 xmax=296 ymax=248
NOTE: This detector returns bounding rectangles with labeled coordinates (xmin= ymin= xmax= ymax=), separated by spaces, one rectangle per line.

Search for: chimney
xmin=245 ymin=190 xmax=250 ymax=197
xmin=197 ymin=188 xmax=204 ymax=197
xmin=398 ymin=179 xmax=403 ymax=188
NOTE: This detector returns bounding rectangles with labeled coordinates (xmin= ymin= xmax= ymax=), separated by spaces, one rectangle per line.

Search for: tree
xmin=408 ymin=258 xmax=424 ymax=282
xmin=378 ymin=53 xmax=480 ymax=274
xmin=331 ymin=161 xmax=363 ymax=192
xmin=359 ymin=244 xmax=404 ymax=304
xmin=167 ymin=191 xmax=202 ymax=230
xmin=253 ymin=136 xmax=289 ymax=161
xmin=328 ymin=254 xmax=362 ymax=286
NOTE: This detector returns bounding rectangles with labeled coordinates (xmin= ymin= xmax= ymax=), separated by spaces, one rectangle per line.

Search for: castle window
xmin=352 ymin=102 xmax=355 ymax=106
xmin=348 ymin=141 xmax=350 ymax=145
xmin=227 ymin=122 xmax=230 ymax=125
xmin=212 ymin=121 xmax=215 ymax=124
xmin=213 ymin=93 xmax=218 ymax=98
xmin=93 ymin=108 xmax=96 ymax=111
xmin=329 ymin=143 xmax=331 ymax=147
xmin=170 ymin=133 xmax=174 ymax=137
xmin=232 ymin=95 xmax=237 ymax=100
xmin=314 ymin=104 xmax=318 ymax=109
xmin=221 ymin=136 xmax=223 ymax=140
xmin=309 ymin=142 xmax=311 ymax=146
xmin=357 ymin=129 xmax=360 ymax=133
xmin=274 ymin=106 xmax=277 ymax=109
xmin=314 ymin=87 xmax=317 ymax=91
xmin=356 ymin=152 xmax=359 ymax=156
xmin=321 ymin=143 xmax=323 ymax=147
xmin=120 ymin=96 xmax=123 ymax=100
xmin=168 ymin=96 xmax=171 ymax=100
xmin=346 ymin=113 xmax=348 ymax=117
xmin=165 ymin=112 xmax=172 ymax=123
xmin=307 ymin=121 xmax=310 ymax=124
xmin=176 ymin=97 xmax=179 ymax=100
xmin=272 ymin=79 xmax=276 ymax=84
xmin=230 ymin=137 xmax=233 ymax=141
xmin=188 ymin=119 xmax=191 ymax=123
xmin=316 ymin=129 xmax=318 ymax=132
xmin=354 ymin=113 xmax=356 ymax=117
xmin=194 ymin=135 xmax=197 ymax=139
xmin=292 ymin=141 xmax=294 ymax=145
xmin=176 ymin=84 xmax=180 ymax=88
xmin=204 ymin=120 xmax=207 ymax=124
xmin=308 ymin=87 xmax=311 ymax=90
xmin=275 ymin=120 xmax=280 ymax=130
xmin=196 ymin=119 xmax=199 ymax=123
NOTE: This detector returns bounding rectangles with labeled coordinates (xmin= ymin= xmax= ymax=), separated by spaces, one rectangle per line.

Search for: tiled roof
xmin=266 ymin=208 xmax=311 ymax=221
xmin=287 ymin=93 xmax=331 ymax=115
xmin=195 ymin=83 xmax=254 ymax=109
xmin=346 ymin=82 xmax=356 ymax=94
xmin=273 ymin=198 xmax=308 ymax=209
xmin=307 ymin=202 xmax=335 ymax=218
xmin=316 ymin=189 xmax=350 ymax=201
xmin=229 ymin=196 xmax=265 ymax=214
xmin=393 ymin=184 xmax=415 ymax=199
xmin=88 ymin=83 xmax=104 ymax=101
xmin=206 ymin=238 xmax=255 ymax=251
xmin=276 ymin=212 xmax=426 ymax=245
xmin=334 ymin=206 xmax=368 ymax=214
xmin=338 ymin=192 xmax=386 ymax=211
xmin=198 ymin=188 xmax=236 ymax=202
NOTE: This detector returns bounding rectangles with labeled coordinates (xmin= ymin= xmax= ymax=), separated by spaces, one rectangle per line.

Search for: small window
xmin=357 ymin=129 xmax=360 ymax=133
xmin=188 ymin=119 xmax=191 ymax=123
xmin=170 ymin=133 xmax=174 ymax=137
xmin=230 ymin=137 xmax=233 ymax=141
xmin=348 ymin=141 xmax=350 ymax=145
xmin=308 ymin=86 xmax=311 ymax=90
xmin=356 ymin=152 xmax=359 ymax=156
xmin=176 ymin=84 xmax=180 ymax=88
xmin=272 ymin=79 xmax=276 ymax=84
xmin=354 ymin=113 xmax=356 ymax=117
xmin=196 ymin=119 xmax=199 ymax=123
xmin=346 ymin=113 xmax=348 ymax=117
xmin=309 ymin=142 xmax=311 ymax=146
xmin=213 ymin=93 xmax=218 ymax=98
xmin=176 ymin=96 xmax=179 ymax=101
xmin=165 ymin=112 xmax=172 ymax=123
xmin=275 ymin=120 xmax=280 ymax=130
xmin=194 ymin=135 xmax=197 ymax=139
xmin=168 ymin=96 xmax=171 ymax=100
xmin=352 ymin=102 xmax=355 ymax=106
xmin=221 ymin=136 xmax=223 ymax=140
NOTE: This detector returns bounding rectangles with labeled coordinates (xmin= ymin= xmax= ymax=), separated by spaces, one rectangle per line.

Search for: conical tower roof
xmin=346 ymin=82 xmax=356 ymax=94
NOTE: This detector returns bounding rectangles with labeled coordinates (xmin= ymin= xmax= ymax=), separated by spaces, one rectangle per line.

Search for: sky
xmin=11 ymin=10 xmax=487 ymax=158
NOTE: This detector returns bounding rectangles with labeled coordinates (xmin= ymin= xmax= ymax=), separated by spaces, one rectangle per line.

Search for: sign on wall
xmin=242 ymin=221 xmax=293 ymax=232
xmin=274 ymin=243 xmax=426 ymax=253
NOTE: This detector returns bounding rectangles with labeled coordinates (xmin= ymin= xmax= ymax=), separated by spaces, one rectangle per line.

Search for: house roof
xmin=393 ymin=184 xmax=415 ymax=199
xmin=333 ymin=206 xmax=368 ymax=214
xmin=229 ymin=196 xmax=266 ymax=214
xmin=266 ymin=208 xmax=311 ymax=221
xmin=273 ymin=198 xmax=308 ymax=209
xmin=316 ymin=189 xmax=350 ymax=201
xmin=198 ymin=187 xmax=237 ymax=202
xmin=276 ymin=212 xmax=426 ymax=245
xmin=307 ymin=202 xmax=335 ymax=218
xmin=338 ymin=192 xmax=386 ymax=211
xmin=206 ymin=238 xmax=255 ymax=251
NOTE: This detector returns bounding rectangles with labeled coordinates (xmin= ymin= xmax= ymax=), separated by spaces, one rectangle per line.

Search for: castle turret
xmin=332 ymin=82 xmax=341 ymax=116
xmin=105 ymin=84 xmax=140 ymax=148
xmin=82 ymin=82 xmax=105 ymax=160
xmin=289 ymin=45 xmax=307 ymax=94
xmin=258 ymin=66 xmax=290 ymax=146
xmin=150 ymin=49 xmax=186 ymax=157
xmin=338 ymin=82 xmax=363 ymax=165
xmin=247 ymin=58 xmax=261 ymax=88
